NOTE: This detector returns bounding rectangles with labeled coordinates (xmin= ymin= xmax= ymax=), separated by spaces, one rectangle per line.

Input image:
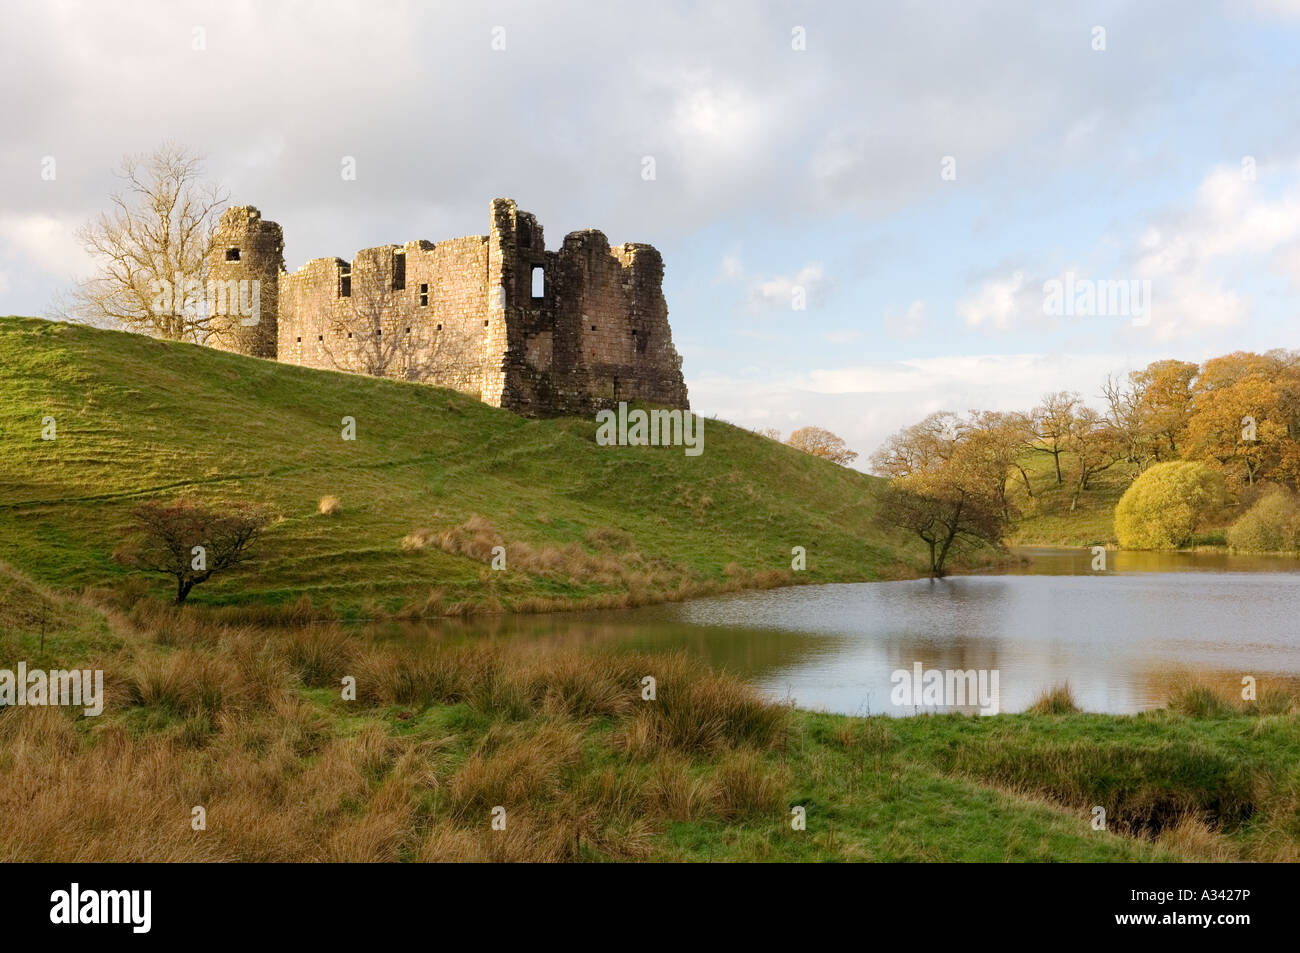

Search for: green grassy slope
xmin=0 ymin=317 xmax=920 ymax=614
xmin=1005 ymin=451 xmax=1136 ymax=547
xmin=1007 ymin=452 xmax=1239 ymax=549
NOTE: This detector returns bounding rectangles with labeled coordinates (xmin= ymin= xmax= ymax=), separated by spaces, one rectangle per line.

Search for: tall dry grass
xmin=396 ymin=516 xmax=796 ymax=613
xmin=0 ymin=601 xmax=793 ymax=862
xmin=1026 ymin=683 xmax=1079 ymax=715
xmin=1166 ymin=676 xmax=1298 ymax=718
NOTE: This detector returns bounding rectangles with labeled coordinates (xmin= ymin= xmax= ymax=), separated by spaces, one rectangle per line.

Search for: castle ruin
xmin=205 ymin=199 xmax=689 ymax=417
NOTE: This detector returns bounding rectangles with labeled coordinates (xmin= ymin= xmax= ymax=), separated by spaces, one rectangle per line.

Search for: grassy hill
xmin=1004 ymin=451 xmax=1135 ymax=547
xmin=1006 ymin=451 xmax=1240 ymax=549
xmin=0 ymin=316 xmax=921 ymax=615
xmin=6 ymin=317 xmax=1297 ymax=863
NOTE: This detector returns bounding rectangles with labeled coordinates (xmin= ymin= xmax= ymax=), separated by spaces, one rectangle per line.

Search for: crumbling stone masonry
xmin=206 ymin=206 xmax=283 ymax=359
xmin=206 ymin=199 xmax=689 ymax=417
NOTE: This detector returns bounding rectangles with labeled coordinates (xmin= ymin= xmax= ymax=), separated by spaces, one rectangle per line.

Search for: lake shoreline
xmin=7 ymin=576 xmax=1298 ymax=861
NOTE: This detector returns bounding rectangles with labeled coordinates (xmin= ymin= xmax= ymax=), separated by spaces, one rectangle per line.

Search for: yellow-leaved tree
xmin=1114 ymin=460 xmax=1226 ymax=549
xmin=1226 ymin=486 xmax=1300 ymax=553
xmin=785 ymin=426 xmax=859 ymax=466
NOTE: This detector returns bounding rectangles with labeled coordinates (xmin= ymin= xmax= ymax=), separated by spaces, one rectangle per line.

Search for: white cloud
xmin=1135 ymin=165 xmax=1300 ymax=275
xmin=668 ymin=76 xmax=768 ymax=157
xmin=746 ymin=263 xmax=830 ymax=312
xmin=0 ymin=0 xmax=1240 ymax=315
xmin=948 ymin=161 xmax=1300 ymax=340
xmin=0 ymin=213 xmax=93 ymax=278
xmin=1125 ymin=161 xmax=1300 ymax=337
xmin=957 ymin=271 xmax=1035 ymax=329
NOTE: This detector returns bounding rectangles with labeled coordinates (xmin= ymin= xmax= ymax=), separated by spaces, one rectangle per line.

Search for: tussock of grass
xmin=129 ymin=650 xmax=250 ymax=716
xmin=617 ymin=654 xmax=791 ymax=756
xmin=434 ymin=515 xmax=503 ymax=562
xmin=1155 ymin=815 xmax=1240 ymax=861
xmin=448 ymin=722 xmax=585 ymax=818
xmin=1164 ymin=677 xmax=1299 ymax=718
xmin=711 ymin=750 xmax=788 ymax=820
xmin=1167 ymin=681 xmax=1236 ymax=718
xmin=646 ymin=756 xmax=714 ymax=821
xmin=401 ymin=529 xmax=437 ymax=552
xmin=1026 ymin=683 xmax=1079 ymax=715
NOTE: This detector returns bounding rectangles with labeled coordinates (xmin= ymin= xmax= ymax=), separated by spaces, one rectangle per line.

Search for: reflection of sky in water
xmin=626 ymin=550 xmax=1300 ymax=715
xmin=392 ymin=550 xmax=1300 ymax=716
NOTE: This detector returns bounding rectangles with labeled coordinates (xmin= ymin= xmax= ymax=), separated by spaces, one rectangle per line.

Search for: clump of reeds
xmin=1026 ymin=683 xmax=1079 ymax=715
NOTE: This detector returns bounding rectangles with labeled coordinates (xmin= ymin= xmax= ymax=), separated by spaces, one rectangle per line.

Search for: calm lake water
xmin=397 ymin=547 xmax=1300 ymax=716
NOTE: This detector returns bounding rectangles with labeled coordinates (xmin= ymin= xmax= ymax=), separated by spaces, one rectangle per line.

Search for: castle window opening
xmin=317 ymin=335 xmax=323 ymax=341
xmin=225 ymin=247 xmax=240 ymax=261
xmin=419 ymin=283 xmax=429 ymax=307
xmin=436 ymin=323 xmax=442 ymax=331
xmin=531 ymin=265 xmax=544 ymax=298
xmin=405 ymin=326 xmax=411 ymax=334
xmin=339 ymin=265 xmax=351 ymax=297
xmin=296 ymin=337 xmax=301 ymax=343
xmin=392 ymin=252 xmax=406 ymax=291
xmin=483 ymin=320 xmax=489 ymax=327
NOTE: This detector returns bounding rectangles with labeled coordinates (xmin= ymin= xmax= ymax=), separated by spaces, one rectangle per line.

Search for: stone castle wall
xmin=207 ymin=199 xmax=688 ymax=416
xmin=207 ymin=207 xmax=283 ymax=358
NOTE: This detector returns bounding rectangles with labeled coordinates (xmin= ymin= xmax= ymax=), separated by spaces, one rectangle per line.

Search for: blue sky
xmin=2 ymin=0 xmax=1299 ymax=464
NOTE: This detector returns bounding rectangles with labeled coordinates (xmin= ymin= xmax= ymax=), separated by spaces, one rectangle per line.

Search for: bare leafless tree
xmin=114 ymin=498 xmax=272 ymax=604
xmin=318 ymin=247 xmax=477 ymax=384
xmin=59 ymin=142 xmax=228 ymax=342
xmin=1101 ymin=372 xmax=1145 ymax=465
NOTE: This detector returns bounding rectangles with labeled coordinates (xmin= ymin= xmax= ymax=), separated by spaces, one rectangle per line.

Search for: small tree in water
xmin=115 ymin=499 xmax=273 ymax=604
xmin=870 ymin=411 xmax=1009 ymax=577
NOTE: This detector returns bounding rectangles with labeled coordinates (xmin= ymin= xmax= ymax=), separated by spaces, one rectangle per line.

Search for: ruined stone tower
xmin=204 ymin=199 xmax=689 ymax=417
xmin=206 ymin=206 xmax=284 ymax=358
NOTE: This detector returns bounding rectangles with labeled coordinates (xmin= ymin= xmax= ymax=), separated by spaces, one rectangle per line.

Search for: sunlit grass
xmin=0 ymin=316 xmax=924 ymax=616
